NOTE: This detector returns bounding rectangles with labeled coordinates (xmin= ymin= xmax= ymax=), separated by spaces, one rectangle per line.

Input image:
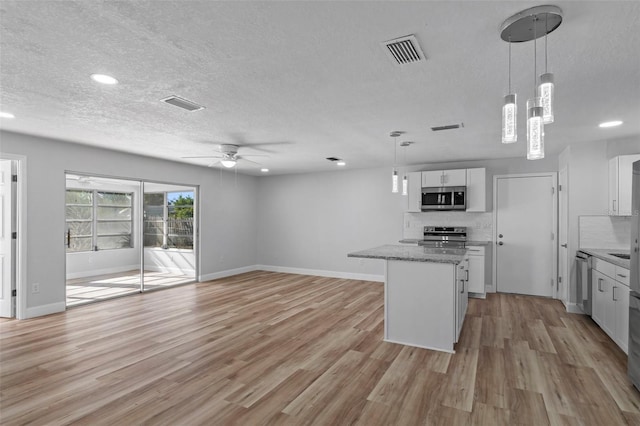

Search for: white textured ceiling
xmin=1 ymin=1 xmax=639 ymax=175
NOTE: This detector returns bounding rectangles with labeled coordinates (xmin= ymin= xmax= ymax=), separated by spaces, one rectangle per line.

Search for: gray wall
xmin=561 ymin=135 xmax=640 ymax=305
xmin=255 ymin=155 xmax=558 ymax=279
xmin=1 ymin=131 xmax=258 ymax=316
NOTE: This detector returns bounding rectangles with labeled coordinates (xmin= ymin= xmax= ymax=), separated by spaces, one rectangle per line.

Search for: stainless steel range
xmin=418 ymin=226 xmax=467 ymax=248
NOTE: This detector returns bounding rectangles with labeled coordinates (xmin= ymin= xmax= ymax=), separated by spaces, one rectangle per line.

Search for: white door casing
xmin=559 ymin=166 xmax=569 ymax=304
xmin=0 ymin=159 xmax=14 ymax=317
xmin=494 ymin=173 xmax=558 ymax=298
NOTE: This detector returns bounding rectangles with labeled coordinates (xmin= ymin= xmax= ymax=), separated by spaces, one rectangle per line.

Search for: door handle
xmin=613 ymin=199 xmax=617 ymax=212
xmin=598 ymin=278 xmax=603 ymax=292
xmin=561 ymin=243 xmax=567 ymax=248
xmin=498 ymin=234 xmax=503 ymax=238
xmin=498 ymin=241 xmax=504 ymax=246
xmin=67 ymin=229 xmax=71 ymax=248
xmin=612 ymin=286 xmax=617 ymax=301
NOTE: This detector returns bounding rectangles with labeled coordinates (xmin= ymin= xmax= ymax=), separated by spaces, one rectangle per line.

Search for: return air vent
xmin=160 ymin=95 xmax=205 ymax=112
xmin=431 ymin=123 xmax=464 ymax=132
xmin=381 ymin=35 xmax=425 ymax=65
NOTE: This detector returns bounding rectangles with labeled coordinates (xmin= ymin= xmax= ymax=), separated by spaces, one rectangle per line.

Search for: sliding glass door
xmin=65 ymin=175 xmax=141 ymax=306
xmin=65 ymin=174 xmax=198 ymax=307
xmin=142 ymin=182 xmax=197 ymax=291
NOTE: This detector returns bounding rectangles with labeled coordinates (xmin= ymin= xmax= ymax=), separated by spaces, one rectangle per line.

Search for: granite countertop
xmin=398 ymin=239 xmax=492 ymax=247
xmin=578 ymin=248 xmax=631 ymax=269
xmin=348 ymin=244 xmax=466 ymax=264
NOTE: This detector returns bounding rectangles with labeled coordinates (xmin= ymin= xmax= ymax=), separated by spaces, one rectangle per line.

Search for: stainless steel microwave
xmin=421 ymin=186 xmax=466 ymax=210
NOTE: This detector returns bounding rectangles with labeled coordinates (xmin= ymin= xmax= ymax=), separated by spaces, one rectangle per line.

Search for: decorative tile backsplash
xmin=403 ymin=212 xmax=493 ymax=241
xmin=579 ymin=215 xmax=631 ymax=250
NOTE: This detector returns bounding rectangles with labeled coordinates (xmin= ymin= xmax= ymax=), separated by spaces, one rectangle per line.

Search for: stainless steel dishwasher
xmin=575 ymin=251 xmax=592 ymax=316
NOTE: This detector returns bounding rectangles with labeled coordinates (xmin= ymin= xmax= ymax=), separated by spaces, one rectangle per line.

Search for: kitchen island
xmin=348 ymin=245 xmax=468 ymax=353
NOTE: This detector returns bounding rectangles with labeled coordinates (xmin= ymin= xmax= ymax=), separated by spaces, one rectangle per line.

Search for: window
xmin=144 ymin=191 xmax=194 ymax=250
xmin=65 ymin=190 xmax=133 ymax=252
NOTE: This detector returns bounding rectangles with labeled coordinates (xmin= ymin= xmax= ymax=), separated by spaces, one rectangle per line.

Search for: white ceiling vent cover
xmin=381 ymin=35 xmax=426 ymax=65
xmin=160 ymin=95 xmax=205 ymax=112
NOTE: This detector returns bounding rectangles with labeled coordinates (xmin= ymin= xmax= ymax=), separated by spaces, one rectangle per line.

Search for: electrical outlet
xmin=32 ymin=283 xmax=40 ymax=293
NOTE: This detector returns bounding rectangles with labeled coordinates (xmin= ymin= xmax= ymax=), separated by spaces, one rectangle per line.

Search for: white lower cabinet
xmin=466 ymin=246 xmax=485 ymax=295
xmin=455 ymin=260 xmax=469 ymax=342
xmin=592 ymin=261 xmax=630 ymax=354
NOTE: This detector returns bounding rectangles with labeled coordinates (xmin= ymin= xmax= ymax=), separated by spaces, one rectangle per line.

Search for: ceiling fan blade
xmin=238 ymin=157 xmax=262 ymax=166
xmin=181 ymin=155 xmax=223 ymax=159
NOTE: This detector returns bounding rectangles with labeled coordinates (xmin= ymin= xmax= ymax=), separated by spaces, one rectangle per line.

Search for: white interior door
xmin=495 ymin=174 xmax=556 ymax=297
xmin=0 ymin=160 xmax=15 ymax=317
xmin=558 ymin=167 xmax=568 ymax=303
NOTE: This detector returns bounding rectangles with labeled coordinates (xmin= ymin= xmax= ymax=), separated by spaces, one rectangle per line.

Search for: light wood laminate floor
xmin=2 ymin=271 xmax=639 ymax=425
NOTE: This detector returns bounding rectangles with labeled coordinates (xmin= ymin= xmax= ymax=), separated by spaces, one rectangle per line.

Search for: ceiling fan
xmin=181 ymin=144 xmax=266 ymax=168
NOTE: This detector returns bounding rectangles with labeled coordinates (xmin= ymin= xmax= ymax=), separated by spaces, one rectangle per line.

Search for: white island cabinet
xmin=348 ymin=245 xmax=468 ymax=353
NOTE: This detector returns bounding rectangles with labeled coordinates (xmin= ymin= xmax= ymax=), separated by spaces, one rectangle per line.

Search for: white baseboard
xmin=255 ymin=264 xmax=384 ymax=282
xmin=25 ymin=302 xmax=66 ymax=319
xmin=564 ymin=302 xmax=585 ymax=314
xmin=199 ymin=265 xmax=260 ymax=282
xmin=66 ymin=264 xmax=140 ymax=280
xmin=145 ymin=265 xmax=195 ymax=275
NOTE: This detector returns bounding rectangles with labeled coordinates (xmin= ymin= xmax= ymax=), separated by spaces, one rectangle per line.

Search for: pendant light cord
xmin=508 ymin=36 xmax=512 ymax=93
xmin=533 ymin=19 xmax=537 ymax=96
xmin=545 ymin=14 xmax=548 ymax=73
xmin=393 ymin=136 xmax=398 ymax=168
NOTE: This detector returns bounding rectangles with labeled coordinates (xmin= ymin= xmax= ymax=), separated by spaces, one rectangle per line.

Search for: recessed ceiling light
xmin=336 ymin=161 xmax=346 ymax=166
xmin=599 ymin=120 xmax=623 ymax=128
xmin=261 ymin=168 xmax=269 ymax=173
xmin=0 ymin=111 xmax=15 ymax=119
xmin=91 ymin=74 xmax=118 ymax=85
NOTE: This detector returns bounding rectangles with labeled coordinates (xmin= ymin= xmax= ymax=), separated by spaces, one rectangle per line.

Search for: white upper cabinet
xmin=466 ymin=168 xmax=487 ymax=212
xmin=421 ymin=169 xmax=466 ymax=187
xmin=609 ymin=154 xmax=640 ymax=216
xmin=406 ymin=171 xmax=422 ymax=213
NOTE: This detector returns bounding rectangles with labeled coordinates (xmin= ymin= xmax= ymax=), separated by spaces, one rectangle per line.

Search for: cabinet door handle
xmin=612 ymin=286 xmax=617 ymax=301
xmin=465 ymin=270 xmax=469 ymax=281
xmin=617 ymin=273 xmax=627 ymax=278
xmin=613 ymin=199 xmax=617 ymax=212
xmin=598 ymin=278 xmax=603 ymax=292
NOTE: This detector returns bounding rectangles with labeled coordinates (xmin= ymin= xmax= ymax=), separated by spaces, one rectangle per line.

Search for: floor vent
xmin=431 ymin=123 xmax=464 ymax=132
xmin=160 ymin=95 xmax=205 ymax=112
xmin=382 ymin=35 xmax=425 ymax=65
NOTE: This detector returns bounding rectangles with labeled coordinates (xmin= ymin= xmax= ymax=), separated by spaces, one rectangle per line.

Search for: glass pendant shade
xmin=392 ymin=170 xmax=398 ymax=193
xmin=220 ymin=159 xmax=236 ymax=168
xmin=526 ymin=98 xmax=545 ymax=160
xmin=538 ymin=73 xmax=554 ymax=124
xmin=402 ymin=175 xmax=408 ymax=196
xmin=502 ymin=94 xmax=517 ymax=143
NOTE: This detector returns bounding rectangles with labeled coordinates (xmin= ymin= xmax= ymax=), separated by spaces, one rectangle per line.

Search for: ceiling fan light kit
xmin=500 ymin=5 xmax=562 ymax=160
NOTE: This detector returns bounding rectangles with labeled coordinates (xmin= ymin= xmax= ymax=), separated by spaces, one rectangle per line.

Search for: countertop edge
xmin=578 ymin=249 xmax=630 ymax=269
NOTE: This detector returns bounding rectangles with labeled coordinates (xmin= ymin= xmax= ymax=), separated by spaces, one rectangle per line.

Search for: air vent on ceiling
xmin=381 ymin=35 xmax=426 ymax=65
xmin=326 ymin=157 xmax=341 ymax=162
xmin=431 ymin=123 xmax=464 ymax=132
xmin=160 ymin=95 xmax=205 ymax=112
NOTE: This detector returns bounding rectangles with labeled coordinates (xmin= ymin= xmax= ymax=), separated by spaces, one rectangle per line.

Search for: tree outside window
xmin=144 ymin=191 xmax=194 ymax=250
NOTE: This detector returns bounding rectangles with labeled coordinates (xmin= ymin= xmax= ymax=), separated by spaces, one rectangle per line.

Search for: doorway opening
xmin=65 ymin=174 xmax=198 ymax=307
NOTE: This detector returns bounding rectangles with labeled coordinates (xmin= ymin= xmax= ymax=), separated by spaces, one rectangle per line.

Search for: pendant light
xmin=527 ymin=24 xmax=544 ymax=160
xmin=538 ymin=14 xmax=555 ymax=124
xmin=502 ymin=37 xmax=517 ymax=144
xmin=500 ymin=5 xmax=562 ymax=158
xmin=400 ymin=141 xmax=413 ymax=196
xmin=390 ymin=131 xmax=402 ymax=193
